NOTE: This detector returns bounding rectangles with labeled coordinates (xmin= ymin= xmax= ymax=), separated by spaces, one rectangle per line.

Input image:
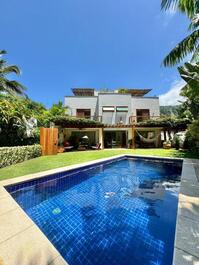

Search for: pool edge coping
xmin=0 ymin=154 xmax=198 ymax=265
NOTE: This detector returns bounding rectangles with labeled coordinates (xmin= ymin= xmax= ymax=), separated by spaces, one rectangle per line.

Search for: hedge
xmin=0 ymin=144 xmax=42 ymax=168
xmin=51 ymin=116 xmax=103 ymax=128
xmin=137 ymin=117 xmax=190 ymax=129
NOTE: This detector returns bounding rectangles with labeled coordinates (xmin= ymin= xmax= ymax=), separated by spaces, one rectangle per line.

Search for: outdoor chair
xmin=91 ymin=143 xmax=101 ymax=150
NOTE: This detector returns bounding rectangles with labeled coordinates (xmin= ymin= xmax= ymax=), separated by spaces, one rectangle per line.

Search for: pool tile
xmin=5 ymin=158 xmax=182 ymax=265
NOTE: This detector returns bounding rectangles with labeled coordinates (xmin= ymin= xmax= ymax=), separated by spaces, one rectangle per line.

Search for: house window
xmin=76 ymin=109 xmax=91 ymax=119
xmin=136 ymin=109 xmax=150 ymax=122
xmin=115 ymin=106 xmax=128 ymax=124
xmin=102 ymin=106 xmax=114 ymax=124
xmin=116 ymin=106 xmax=128 ymax=112
xmin=102 ymin=106 xmax=115 ymax=112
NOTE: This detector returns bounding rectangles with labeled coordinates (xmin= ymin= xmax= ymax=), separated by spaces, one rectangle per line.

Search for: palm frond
xmin=163 ymin=29 xmax=199 ymax=66
xmin=0 ymin=50 xmax=7 ymax=56
xmin=0 ymin=65 xmax=21 ymax=75
xmin=178 ymin=62 xmax=199 ymax=93
xmin=188 ymin=14 xmax=199 ymax=30
xmin=191 ymin=46 xmax=199 ymax=61
xmin=161 ymin=0 xmax=179 ymax=10
xmin=161 ymin=0 xmax=197 ymax=18
xmin=0 ymin=78 xmax=27 ymax=96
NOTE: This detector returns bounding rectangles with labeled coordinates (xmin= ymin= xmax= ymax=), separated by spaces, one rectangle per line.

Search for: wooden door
xmin=40 ymin=128 xmax=58 ymax=155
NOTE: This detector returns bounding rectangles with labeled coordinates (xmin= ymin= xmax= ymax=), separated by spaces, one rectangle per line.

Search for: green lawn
xmin=0 ymin=149 xmax=198 ymax=181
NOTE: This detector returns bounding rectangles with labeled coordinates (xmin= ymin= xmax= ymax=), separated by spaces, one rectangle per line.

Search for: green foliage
xmin=178 ymin=62 xmax=199 ymax=119
xmin=160 ymin=105 xmax=180 ymax=116
xmin=137 ymin=117 xmax=190 ymax=128
xmin=49 ymin=101 xmax=66 ymax=116
xmin=117 ymin=88 xmax=129 ymax=94
xmin=161 ymin=0 xmax=198 ymax=18
xmin=0 ymin=144 xmax=41 ymax=168
xmin=0 ymin=94 xmax=67 ymax=146
xmin=52 ymin=116 xmax=103 ymax=127
xmin=0 ymin=50 xmax=26 ymax=95
xmin=161 ymin=0 xmax=199 ymax=66
xmin=185 ymin=118 xmax=199 ymax=152
xmin=0 ymin=94 xmax=39 ymax=146
xmin=174 ymin=135 xmax=180 ymax=149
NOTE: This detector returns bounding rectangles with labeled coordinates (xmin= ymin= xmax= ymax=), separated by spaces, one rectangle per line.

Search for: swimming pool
xmin=6 ymin=156 xmax=182 ymax=265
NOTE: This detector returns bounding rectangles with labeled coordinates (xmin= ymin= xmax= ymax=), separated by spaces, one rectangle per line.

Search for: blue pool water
xmin=6 ymin=157 xmax=182 ymax=265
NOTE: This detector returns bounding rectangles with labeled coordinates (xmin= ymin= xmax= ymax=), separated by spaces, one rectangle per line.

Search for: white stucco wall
xmin=131 ymin=97 xmax=160 ymax=117
xmin=98 ymin=94 xmax=132 ymax=115
xmin=64 ymin=97 xmax=98 ymax=116
xmin=64 ymin=94 xmax=160 ymax=122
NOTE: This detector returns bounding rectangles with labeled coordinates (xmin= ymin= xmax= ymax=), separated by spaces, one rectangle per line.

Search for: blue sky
xmin=1 ymin=0 xmax=189 ymax=107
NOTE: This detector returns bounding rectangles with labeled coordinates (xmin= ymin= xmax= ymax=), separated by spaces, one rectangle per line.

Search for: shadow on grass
xmin=171 ymin=150 xmax=199 ymax=159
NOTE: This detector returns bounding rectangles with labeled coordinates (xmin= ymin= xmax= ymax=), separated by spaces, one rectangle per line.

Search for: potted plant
xmin=163 ymin=140 xmax=171 ymax=149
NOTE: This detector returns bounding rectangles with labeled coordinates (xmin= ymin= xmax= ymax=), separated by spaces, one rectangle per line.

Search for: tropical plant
xmin=49 ymin=101 xmax=66 ymax=116
xmin=161 ymin=0 xmax=199 ymax=66
xmin=178 ymin=62 xmax=199 ymax=119
xmin=51 ymin=116 xmax=103 ymax=127
xmin=137 ymin=116 xmax=190 ymax=128
xmin=0 ymin=50 xmax=26 ymax=95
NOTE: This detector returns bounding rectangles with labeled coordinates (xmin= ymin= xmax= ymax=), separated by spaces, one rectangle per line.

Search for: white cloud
xmin=159 ymin=80 xmax=186 ymax=106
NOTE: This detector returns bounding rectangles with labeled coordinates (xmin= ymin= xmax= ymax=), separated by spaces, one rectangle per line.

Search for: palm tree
xmin=161 ymin=0 xmax=199 ymax=66
xmin=0 ymin=50 xmax=26 ymax=95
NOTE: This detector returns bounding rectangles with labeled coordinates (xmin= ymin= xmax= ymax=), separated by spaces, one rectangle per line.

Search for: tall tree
xmin=0 ymin=50 xmax=26 ymax=95
xmin=161 ymin=0 xmax=199 ymax=66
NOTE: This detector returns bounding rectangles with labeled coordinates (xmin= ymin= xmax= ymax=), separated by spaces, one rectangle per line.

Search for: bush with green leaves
xmin=0 ymin=144 xmax=42 ymax=168
xmin=184 ymin=119 xmax=199 ymax=152
xmin=52 ymin=116 xmax=103 ymax=127
xmin=137 ymin=117 xmax=190 ymax=129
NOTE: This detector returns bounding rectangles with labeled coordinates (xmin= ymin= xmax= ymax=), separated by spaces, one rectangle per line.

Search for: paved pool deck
xmin=0 ymin=154 xmax=199 ymax=265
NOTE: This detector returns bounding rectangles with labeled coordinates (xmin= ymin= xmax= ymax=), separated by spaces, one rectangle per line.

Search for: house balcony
xmin=70 ymin=115 xmax=160 ymax=126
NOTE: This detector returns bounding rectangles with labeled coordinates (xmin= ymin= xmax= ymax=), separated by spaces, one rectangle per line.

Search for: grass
xmin=0 ymin=148 xmax=198 ymax=181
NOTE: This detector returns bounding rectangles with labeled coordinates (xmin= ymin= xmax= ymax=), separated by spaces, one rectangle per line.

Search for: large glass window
xmin=102 ymin=106 xmax=114 ymax=124
xmin=76 ymin=109 xmax=91 ymax=119
xmin=136 ymin=109 xmax=150 ymax=122
xmin=115 ymin=106 xmax=128 ymax=124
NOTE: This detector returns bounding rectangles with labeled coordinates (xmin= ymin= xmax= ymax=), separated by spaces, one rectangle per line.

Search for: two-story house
xmin=61 ymin=88 xmax=160 ymax=149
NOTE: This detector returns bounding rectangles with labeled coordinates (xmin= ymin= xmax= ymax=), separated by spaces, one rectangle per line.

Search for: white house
xmin=61 ymin=88 xmax=160 ymax=149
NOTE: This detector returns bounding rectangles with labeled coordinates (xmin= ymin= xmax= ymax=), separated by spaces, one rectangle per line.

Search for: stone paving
xmin=173 ymin=159 xmax=199 ymax=265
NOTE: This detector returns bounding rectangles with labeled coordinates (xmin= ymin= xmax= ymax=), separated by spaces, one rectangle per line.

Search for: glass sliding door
xmin=104 ymin=131 xmax=127 ymax=148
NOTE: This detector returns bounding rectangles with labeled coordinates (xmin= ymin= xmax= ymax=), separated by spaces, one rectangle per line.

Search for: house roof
xmin=117 ymin=88 xmax=152 ymax=96
xmin=72 ymin=88 xmax=95 ymax=96
xmin=71 ymin=88 xmax=152 ymax=97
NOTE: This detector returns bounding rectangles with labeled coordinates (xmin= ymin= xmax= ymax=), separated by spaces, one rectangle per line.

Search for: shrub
xmin=137 ymin=117 xmax=190 ymax=129
xmin=184 ymin=119 xmax=199 ymax=152
xmin=51 ymin=116 xmax=103 ymax=127
xmin=0 ymin=144 xmax=42 ymax=168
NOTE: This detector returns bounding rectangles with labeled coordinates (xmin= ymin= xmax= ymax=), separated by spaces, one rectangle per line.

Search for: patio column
xmin=132 ymin=126 xmax=135 ymax=149
xmin=99 ymin=128 xmax=104 ymax=149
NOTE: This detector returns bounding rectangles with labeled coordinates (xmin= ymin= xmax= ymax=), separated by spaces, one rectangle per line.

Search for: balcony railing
xmin=70 ymin=115 xmax=160 ymax=125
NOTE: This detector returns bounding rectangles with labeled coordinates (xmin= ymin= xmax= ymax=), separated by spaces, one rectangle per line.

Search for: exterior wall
xmin=131 ymin=97 xmax=160 ymax=117
xmin=64 ymin=94 xmax=160 ymax=124
xmin=98 ymin=93 xmax=132 ymax=124
xmin=98 ymin=93 xmax=132 ymax=115
xmin=64 ymin=97 xmax=98 ymax=117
